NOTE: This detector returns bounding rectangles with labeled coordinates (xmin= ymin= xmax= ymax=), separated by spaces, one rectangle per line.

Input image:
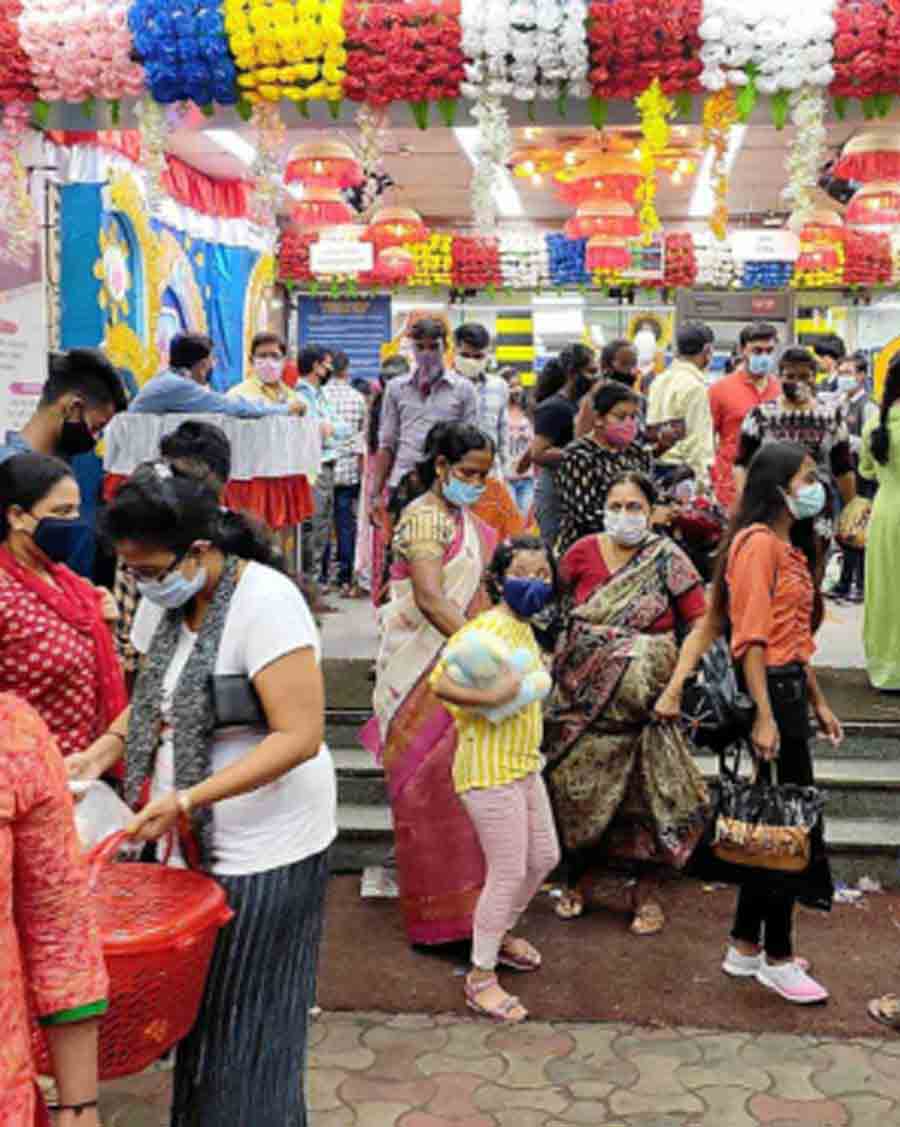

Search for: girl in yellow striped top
xmin=432 ymin=536 xmax=561 ymax=1024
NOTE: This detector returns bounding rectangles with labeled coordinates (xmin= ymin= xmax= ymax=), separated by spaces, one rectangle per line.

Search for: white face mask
xmin=604 ymin=510 xmax=649 ymax=547
xmin=455 ymin=354 xmax=488 ymax=380
xmin=254 ymin=356 xmax=284 ymax=385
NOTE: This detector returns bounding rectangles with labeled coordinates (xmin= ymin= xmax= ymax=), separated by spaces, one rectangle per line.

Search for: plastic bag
xmin=71 ymin=780 xmax=137 ymax=852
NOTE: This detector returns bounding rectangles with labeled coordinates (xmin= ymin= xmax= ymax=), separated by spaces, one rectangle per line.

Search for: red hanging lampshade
xmin=555 ymin=155 xmax=643 ymax=205
xmin=373 ymin=247 xmax=416 ymax=284
xmin=364 ymin=206 xmax=429 ymax=250
xmin=833 ymin=132 xmax=900 ymax=184
xmin=846 ymin=181 xmax=900 ymax=227
xmin=291 ymin=188 xmax=355 ymax=231
xmin=284 ymin=140 xmax=364 ymax=190
xmin=564 ymin=198 xmax=641 ymax=240
xmin=585 ymin=235 xmax=632 ymax=273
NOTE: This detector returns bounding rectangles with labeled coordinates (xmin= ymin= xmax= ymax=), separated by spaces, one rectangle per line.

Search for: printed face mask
xmin=604 ymin=509 xmax=648 ymax=547
xmin=413 ymin=348 xmax=443 ymax=387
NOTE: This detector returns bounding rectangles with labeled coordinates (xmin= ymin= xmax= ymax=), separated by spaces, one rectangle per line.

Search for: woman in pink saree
xmin=362 ymin=423 xmax=497 ymax=945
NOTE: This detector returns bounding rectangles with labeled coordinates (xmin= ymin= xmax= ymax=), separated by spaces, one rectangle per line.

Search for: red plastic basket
xmin=32 ymin=831 xmax=233 ymax=1080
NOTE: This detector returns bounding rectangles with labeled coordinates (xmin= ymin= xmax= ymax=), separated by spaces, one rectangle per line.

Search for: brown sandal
xmin=868 ymin=994 xmax=900 ymax=1030
xmin=630 ymin=899 xmax=665 ymax=936
xmin=464 ymin=973 xmax=527 ymax=1024
xmin=554 ymin=888 xmax=585 ymax=920
xmin=498 ymin=935 xmax=541 ymax=972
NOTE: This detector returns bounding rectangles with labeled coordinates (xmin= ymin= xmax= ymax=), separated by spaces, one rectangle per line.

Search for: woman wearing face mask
xmin=432 ymin=537 xmax=560 ymax=1024
xmin=554 ymin=383 xmax=654 ymax=558
xmin=735 ymin=348 xmax=855 ymax=583
xmin=361 ymin=422 xmax=499 ymax=946
xmin=545 ymin=472 xmax=709 ymax=930
xmin=227 ymin=332 xmax=296 ymax=405
xmin=0 ymin=453 xmax=127 ymax=760
xmin=73 ymin=463 xmax=335 ymax=1127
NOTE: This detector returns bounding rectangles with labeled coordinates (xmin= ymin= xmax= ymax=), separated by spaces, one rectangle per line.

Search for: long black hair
xmin=388 ymin=422 xmax=495 ymax=520
xmin=0 ymin=452 xmax=73 ymax=538
xmin=871 ymin=352 xmax=900 ymax=465
xmin=709 ymin=441 xmax=816 ymax=624
xmin=103 ymin=463 xmax=280 ymax=569
xmin=534 ymin=342 xmax=595 ymax=403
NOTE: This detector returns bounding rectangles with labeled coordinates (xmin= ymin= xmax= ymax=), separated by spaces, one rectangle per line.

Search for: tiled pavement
xmin=98 ymin=1010 xmax=900 ymax=1126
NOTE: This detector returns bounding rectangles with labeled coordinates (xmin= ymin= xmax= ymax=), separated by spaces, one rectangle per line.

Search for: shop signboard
xmin=298 ymin=294 xmax=391 ymax=382
xmin=0 ymin=243 xmax=47 ymax=438
xmin=309 ymin=240 xmax=374 ymax=275
xmin=730 ymin=229 xmax=800 ymax=263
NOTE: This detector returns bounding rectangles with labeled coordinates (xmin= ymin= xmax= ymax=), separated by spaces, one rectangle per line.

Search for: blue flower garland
xmin=740 ymin=260 xmax=794 ymax=290
xmin=129 ymin=0 xmax=238 ymax=106
xmin=546 ymin=234 xmax=592 ymax=287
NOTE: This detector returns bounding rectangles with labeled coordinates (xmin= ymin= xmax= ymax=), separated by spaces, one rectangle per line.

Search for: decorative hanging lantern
xmin=284 ymin=140 xmax=364 ymax=190
xmin=364 ymin=206 xmax=429 ymax=249
xmin=564 ymin=198 xmax=641 ymax=240
xmin=291 ymin=188 xmax=354 ymax=231
xmin=791 ymin=207 xmax=845 ymax=273
xmin=555 ymin=155 xmax=643 ymax=205
xmin=846 ymin=181 xmax=900 ymax=227
xmin=833 ymin=132 xmax=900 ymax=185
xmin=585 ymin=235 xmax=632 ymax=273
xmin=373 ymin=246 xmax=416 ymax=284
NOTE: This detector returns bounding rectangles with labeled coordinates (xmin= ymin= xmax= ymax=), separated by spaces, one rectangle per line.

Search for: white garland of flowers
xmin=469 ymin=93 xmax=512 ymax=232
xmin=695 ymin=238 xmax=735 ymax=287
xmin=460 ymin=0 xmax=589 ymax=102
xmin=782 ymin=86 xmax=828 ymax=223
xmin=499 ymin=230 xmax=550 ymax=288
xmin=699 ymin=0 xmax=835 ymax=94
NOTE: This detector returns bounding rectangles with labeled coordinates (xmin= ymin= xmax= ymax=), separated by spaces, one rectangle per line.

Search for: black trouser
xmin=837 ymin=546 xmax=865 ymax=594
xmin=731 ymin=664 xmax=813 ymax=961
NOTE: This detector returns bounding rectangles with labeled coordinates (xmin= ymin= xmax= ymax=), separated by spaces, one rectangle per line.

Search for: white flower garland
xmin=695 ymin=237 xmax=735 ymax=287
xmin=699 ymin=0 xmax=835 ymax=94
xmin=355 ymin=104 xmax=389 ymax=217
xmin=134 ymin=97 xmax=169 ymax=215
xmin=782 ymin=86 xmax=828 ymax=223
xmin=460 ymin=0 xmax=589 ymax=102
xmin=499 ymin=230 xmax=550 ymax=288
xmin=469 ymin=93 xmax=512 ymax=232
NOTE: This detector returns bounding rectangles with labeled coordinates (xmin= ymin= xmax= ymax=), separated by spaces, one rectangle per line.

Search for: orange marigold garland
xmin=702 ymin=87 xmax=738 ymax=241
xmin=635 ymin=79 xmax=675 ymax=245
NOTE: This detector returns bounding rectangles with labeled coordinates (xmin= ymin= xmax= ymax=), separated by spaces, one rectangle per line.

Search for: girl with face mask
xmin=432 ymin=536 xmax=560 ymax=1024
xmin=554 ymin=382 xmax=655 ymax=558
xmin=546 ymin=471 xmax=709 ymax=931
xmin=74 ymin=464 xmax=335 ymax=1127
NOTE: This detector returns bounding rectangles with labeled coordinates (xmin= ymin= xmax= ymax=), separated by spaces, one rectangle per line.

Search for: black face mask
xmin=782 ymin=380 xmax=809 ymax=404
xmin=574 ymin=374 xmax=594 ymax=399
xmin=609 ymin=370 xmax=635 ymax=387
xmin=32 ymin=517 xmax=87 ymax=564
xmin=58 ymin=420 xmax=98 ymax=457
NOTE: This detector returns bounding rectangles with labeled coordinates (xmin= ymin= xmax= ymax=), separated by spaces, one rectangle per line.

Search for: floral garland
xmin=499 ymin=230 xmax=550 ymax=289
xmin=407 ymin=233 xmax=454 ymax=287
xmin=451 ymin=235 xmax=502 ymax=288
xmin=701 ymin=87 xmax=738 ymax=241
xmin=19 ymin=0 xmax=144 ymax=103
xmin=468 ymin=93 xmax=512 ymax=232
xmin=460 ymin=0 xmax=589 ymax=103
xmin=695 ymin=237 xmax=734 ymax=287
xmin=248 ymin=101 xmax=286 ymax=231
xmin=129 ymin=0 xmax=238 ymax=105
xmin=354 ymin=103 xmax=389 ymax=216
xmin=0 ymin=1 xmax=36 ymax=103
xmin=0 ymin=104 xmax=37 ymax=268
xmin=635 ymin=80 xmax=674 ymax=243
xmin=699 ymin=2 xmax=835 ymax=96
xmin=279 ymin=228 xmax=315 ymax=281
xmin=782 ymin=86 xmax=827 ymax=224
xmin=135 ymin=96 xmax=171 ymax=213
xmin=831 ymin=0 xmax=900 ymax=102
xmin=844 ymin=229 xmax=892 ymax=286
xmin=225 ymin=0 xmax=346 ymax=105
xmin=344 ymin=0 xmax=464 ymax=123
xmin=662 ymin=233 xmax=697 ymax=287
xmin=588 ymin=0 xmax=703 ymax=99
xmin=546 ymin=233 xmax=591 ymax=285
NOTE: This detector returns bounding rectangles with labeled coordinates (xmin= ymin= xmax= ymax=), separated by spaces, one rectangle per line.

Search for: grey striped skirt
xmin=170 ymin=847 xmax=329 ymax=1127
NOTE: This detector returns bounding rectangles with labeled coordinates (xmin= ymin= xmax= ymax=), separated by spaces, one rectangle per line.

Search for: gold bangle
xmin=175 ymin=789 xmax=194 ymax=816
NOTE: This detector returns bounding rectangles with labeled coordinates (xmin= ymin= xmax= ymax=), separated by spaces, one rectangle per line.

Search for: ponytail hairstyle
xmin=0 ymin=452 xmax=73 ymax=539
xmin=103 ymin=462 xmax=281 ymax=569
xmin=871 ymin=352 xmax=900 ymax=466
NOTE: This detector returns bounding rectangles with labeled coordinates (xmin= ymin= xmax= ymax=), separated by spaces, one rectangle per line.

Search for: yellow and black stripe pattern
xmin=495 ymin=309 xmax=536 ymax=387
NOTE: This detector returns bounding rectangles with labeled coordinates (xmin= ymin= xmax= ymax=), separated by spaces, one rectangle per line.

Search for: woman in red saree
xmin=362 ymin=423 xmax=497 ymax=945
xmin=0 ymin=454 xmax=127 ymax=759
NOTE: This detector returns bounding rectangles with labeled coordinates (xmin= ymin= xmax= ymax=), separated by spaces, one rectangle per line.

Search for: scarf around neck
xmin=125 ymin=555 xmax=241 ymax=868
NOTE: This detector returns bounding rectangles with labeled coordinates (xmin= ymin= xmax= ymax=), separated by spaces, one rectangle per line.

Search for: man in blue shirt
xmin=130 ymin=333 xmax=306 ymax=418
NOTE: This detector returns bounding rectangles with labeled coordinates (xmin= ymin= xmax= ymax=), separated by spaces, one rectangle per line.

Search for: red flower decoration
xmin=831 ymin=1 xmax=900 ymax=99
xmin=279 ymin=229 xmax=316 ymax=283
xmin=451 ymin=236 xmax=501 ymax=289
xmin=587 ymin=0 xmax=703 ymax=99
xmin=662 ymin=232 xmax=697 ymax=287
xmin=344 ymin=0 xmax=464 ymax=107
xmin=0 ymin=0 xmax=36 ymax=103
xmin=844 ymin=229 xmax=892 ymax=285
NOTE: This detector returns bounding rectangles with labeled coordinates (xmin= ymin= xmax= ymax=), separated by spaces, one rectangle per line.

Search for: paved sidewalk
xmin=98 ymin=1010 xmax=900 ymax=1125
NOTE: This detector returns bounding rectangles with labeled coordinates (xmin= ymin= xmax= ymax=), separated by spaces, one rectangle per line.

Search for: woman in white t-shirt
xmin=69 ymin=463 xmax=335 ymax=1127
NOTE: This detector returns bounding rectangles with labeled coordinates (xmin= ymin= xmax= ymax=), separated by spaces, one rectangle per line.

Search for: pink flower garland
xmin=0 ymin=103 xmax=39 ymax=268
xmin=19 ymin=0 xmax=144 ymax=103
xmin=0 ymin=0 xmax=36 ymax=103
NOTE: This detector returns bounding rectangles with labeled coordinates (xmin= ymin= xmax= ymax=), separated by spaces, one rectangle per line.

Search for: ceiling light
xmin=689 ymin=124 xmax=747 ymax=218
xmin=454 ymin=127 xmax=524 ymax=218
xmin=206 ymin=129 xmax=257 ymax=166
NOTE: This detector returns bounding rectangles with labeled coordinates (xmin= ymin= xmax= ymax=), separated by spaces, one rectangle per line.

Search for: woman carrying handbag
xmin=710 ymin=440 xmax=842 ymax=1005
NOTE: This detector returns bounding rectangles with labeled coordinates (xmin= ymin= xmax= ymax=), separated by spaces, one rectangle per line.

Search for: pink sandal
xmin=498 ymin=935 xmax=542 ymax=972
xmin=464 ymin=973 xmax=528 ymax=1024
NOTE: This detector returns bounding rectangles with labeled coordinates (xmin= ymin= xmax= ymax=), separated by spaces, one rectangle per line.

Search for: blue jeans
xmin=507 ymin=477 xmax=535 ymax=518
xmin=333 ymin=483 xmax=360 ymax=587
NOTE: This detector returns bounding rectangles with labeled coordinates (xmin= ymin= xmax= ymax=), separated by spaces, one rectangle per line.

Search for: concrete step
xmin=330 ymin=803 xmax=392 ymax=873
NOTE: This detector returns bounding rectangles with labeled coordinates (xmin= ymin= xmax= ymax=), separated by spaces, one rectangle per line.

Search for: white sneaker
xmin=722 ymin=945 xmax=761 ymax=978
xmin=756 ymin=957 xmax=829 ymax=1004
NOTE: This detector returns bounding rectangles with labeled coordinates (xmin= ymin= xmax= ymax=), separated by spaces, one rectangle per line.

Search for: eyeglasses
xmin=121 ymin=548 xmax=187 ymax=584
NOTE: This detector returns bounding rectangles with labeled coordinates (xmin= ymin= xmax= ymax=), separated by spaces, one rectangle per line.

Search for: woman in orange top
xmin=707 ymin=440 xmax=842 ymax=1006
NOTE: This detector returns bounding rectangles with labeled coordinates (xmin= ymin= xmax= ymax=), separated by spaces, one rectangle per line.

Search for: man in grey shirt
xmin=369 ymin=318 xmax=477 ymax=528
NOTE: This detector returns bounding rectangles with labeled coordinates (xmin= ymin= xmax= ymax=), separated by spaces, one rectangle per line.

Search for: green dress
xmin=860 ymin=404 xmax=900 ymax=689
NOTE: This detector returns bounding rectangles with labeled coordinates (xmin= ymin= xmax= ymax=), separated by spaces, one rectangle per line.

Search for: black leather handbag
xmin=210 ymin=675 xmax=266 ymax=729
xmin=680 ymin=638 xmax=756 ymax=752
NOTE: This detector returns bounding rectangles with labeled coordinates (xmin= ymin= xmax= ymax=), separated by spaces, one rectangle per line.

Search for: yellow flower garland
xmin=702 ymin=88 xmax=738 ymax=242
xmin=224 ymin=0 xmax=346 ymax=103
xmin=406 ymin=234 xmax=453 ymax=287
xmin=635 ymin=79 xmax=675 ymax=245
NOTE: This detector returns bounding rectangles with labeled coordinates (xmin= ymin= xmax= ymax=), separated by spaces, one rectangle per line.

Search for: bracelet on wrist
xmin=49 ymin=1099 xmax=98 ymax=1116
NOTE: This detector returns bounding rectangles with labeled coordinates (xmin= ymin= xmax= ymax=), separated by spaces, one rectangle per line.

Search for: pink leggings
xmin=460 ymin=772 xmax=561 ymax=970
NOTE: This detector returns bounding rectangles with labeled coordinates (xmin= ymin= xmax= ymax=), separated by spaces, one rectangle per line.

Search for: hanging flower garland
xmin=279 ymin=228 xmax=315 ymax=282
xmin=588 ymin=0 xmax=703 ymax=100
xmin=635 ymin=79 xmax=675 ymax=244
xmin=134 ymin=96 xmax=170 ymax=213
xmin=0 ymin=104 xmax=38 ymax=268
xmin=831 ymin=0 xmax=900 ymax=103
xmin=460 ymin=0 xmax=589 ymax=104
xmin=225 ymin=0 xmax=346 ymax=105
xmin=19 ymin=0 xmax=144 ymax=104
xmin=354 ymin=103 xmax=389 ymax=216
xmin=546 ymin=233 xmax=591 ymax=286
xmin=248 ymin=101 xmax=286 ymax=230
xmin=844 ymin=228 xmax=892 ymax=285
xmin=344 ymin=0 xmax=464 ymax=126
xmin=451 ymin=235 xmax=502 ymax=288
xmin=782 ymin=86 xmax=827 ymax=224
xmin=663 ymin=233 xmax=697 ymax=287
xmin=695 ymin=238 xmax=734 ymax=286
xmin=407 ymin=232 xmax=454 ymax=287
xmin=0 ymin=0 xmax=36 ymax=103
xmin=468 ymin=93 xmax=512 ymax=232
xmin=499 ymin=230 xmax=550 ymax=289
xmin=701 ymin=87 xmax=738 ymax=241
xmin=129 ymin=0 xmax=238 ymax=106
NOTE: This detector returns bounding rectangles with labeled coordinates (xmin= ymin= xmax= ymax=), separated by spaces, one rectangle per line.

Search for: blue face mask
xmin=31 ymin=517 xmax=88 ymax=565
xmin=443 ymin=475 xmax=485 ymax=508
xmin=748 ymin=353 xmax=774 ymax=377
xmin=137 ymin=565 xmax=207 ymax=610
xmin=503 ymin=576 xmax=553 ymax=618
xmin=783 ymin=481 xmax=827 ymax=522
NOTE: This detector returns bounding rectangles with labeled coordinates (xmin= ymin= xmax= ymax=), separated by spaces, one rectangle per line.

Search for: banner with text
xmin=298 ymin=295 xmax=391 ymax=382
xmin=0 ymin=242 xmax=47 ymax=438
